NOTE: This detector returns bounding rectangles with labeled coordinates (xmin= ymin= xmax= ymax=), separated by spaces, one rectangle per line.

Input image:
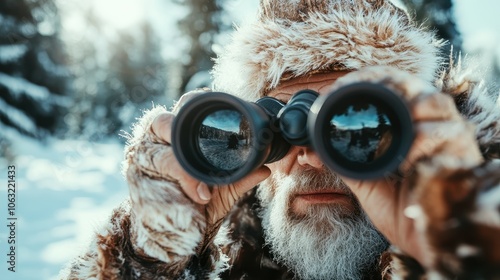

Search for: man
xmin=61 ymin=0 xmax=500 ymax=279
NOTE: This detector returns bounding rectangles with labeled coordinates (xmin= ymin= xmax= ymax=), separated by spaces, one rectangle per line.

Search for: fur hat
xmin=212 ymin=0 xmax=445 ymax=101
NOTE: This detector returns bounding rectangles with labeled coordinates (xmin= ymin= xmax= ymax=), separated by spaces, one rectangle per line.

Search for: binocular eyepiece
xmin=172 ymin=82 xmax=414 ymax=184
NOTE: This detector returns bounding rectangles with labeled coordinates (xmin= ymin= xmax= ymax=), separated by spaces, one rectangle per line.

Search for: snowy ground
xmin=199 ymin=138 xmax=251 ymax=171
xmin=0 ymin=127 xmax=128 ymax=279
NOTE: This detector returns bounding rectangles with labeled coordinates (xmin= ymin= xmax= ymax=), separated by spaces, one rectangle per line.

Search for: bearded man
xmin=61 ymin=0 xmax=500 ymax=279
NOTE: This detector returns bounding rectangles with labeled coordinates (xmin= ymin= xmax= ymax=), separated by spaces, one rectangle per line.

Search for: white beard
xmin=257 ymin=168 xmax=388 ymax=280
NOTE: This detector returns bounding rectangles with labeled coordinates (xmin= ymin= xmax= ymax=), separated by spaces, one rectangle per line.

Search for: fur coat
xmin=58 ymin=58 xmax=500 ymax=280
xmin=59 ymin=0 xmax=500 ymax=279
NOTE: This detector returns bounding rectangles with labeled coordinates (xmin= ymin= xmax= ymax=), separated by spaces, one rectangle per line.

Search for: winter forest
xmin=0 ymin=0 xmax=499 ymax=279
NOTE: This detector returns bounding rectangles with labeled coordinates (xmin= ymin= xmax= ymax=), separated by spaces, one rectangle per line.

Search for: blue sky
xmin=202 ymin=109 xmax=242 ymax=133
xmin=331 ymin=104 xmax=390 ymax=129
xmin=455 ymin=0 xmax=500 ymax=47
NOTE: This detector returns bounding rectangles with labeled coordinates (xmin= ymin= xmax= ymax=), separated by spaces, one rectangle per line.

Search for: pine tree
xmin=0 ymin=0 xmax=70 ymax=137
xmin=176 ymin=0 xmax=230 ymax=96
xmin=99 ymin=21 xmax=168 ymax=136
xmin=400 ymin=0 xmax=462 ymax=51
xmin=64 ymin=16 xmax=168 ymax=139
xmin=62 ymin=8 xmax=110 ymax=138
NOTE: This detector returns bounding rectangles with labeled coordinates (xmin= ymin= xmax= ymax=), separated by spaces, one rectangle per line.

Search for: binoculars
xmin=172 ymin=82 xmax=414 ymax=184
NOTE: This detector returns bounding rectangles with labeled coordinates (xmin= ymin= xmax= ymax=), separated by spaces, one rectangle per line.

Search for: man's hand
xmin=151 ymin=91 xmax=270 ymax=226
xmin=340 ymin=90 xmax=483 ymax=266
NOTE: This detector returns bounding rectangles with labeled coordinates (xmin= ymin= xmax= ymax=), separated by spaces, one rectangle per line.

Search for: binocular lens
xmin=173 ymin=83 xmax=414 ymax=184
xmin=310 ymin=82 xmax=413 ymax=179
xmin=172 ymin=92 xmax=279 ymax=184
xmin=328 ymin=101 xmax=393 ymax=163
xmin=198 ymin=109 xmax=252 ymax=171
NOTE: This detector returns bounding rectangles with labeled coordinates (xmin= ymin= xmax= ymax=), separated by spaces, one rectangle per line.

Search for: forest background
xmin=0 ymin=0 xmax=499 ymax=279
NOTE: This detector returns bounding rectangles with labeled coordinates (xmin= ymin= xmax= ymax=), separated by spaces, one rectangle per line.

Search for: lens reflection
xmin=199 ymin=109 xmax=252 ymax=171
xmin=330 ymin=103 xmax=393 ymax=163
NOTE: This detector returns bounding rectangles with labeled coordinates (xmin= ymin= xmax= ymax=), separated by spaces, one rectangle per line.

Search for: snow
xmin=0 ymin=98 xmax=38 ymax=135
xmin=0 ymin=127 xmax=128 ymax=279
xmin=0 ymin=44 xmax=28 ymax=63
xmin=456 ymin=244 xmax=480 ymax=257
xmin=37 ymin=51 xmax=70 ymax=77
xmin=0 ymin=72 xmax=50 ymax=100
xmin=0 ymin=72 xmax=70 ymax=106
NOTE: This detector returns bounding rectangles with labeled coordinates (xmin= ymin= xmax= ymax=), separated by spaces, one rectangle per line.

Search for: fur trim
xmin=212 ymin=0 xmax=444 ymax=101
xmin=124 ymin=106 xmax=206 ymax=264
xmin=63 ymin=106 xmax=229 ymax=279
xmin=327 ymin=65 xmax=437 ymax=99
xmin=381 ymin=248 xmax=426 ymax=280
xmin=435 ymin=53 xmax=500 ymax=159
xmin=409 ymin=160 xmax=500 ymax=279
xmin=60 ymin=201 xmax=196 ymax=279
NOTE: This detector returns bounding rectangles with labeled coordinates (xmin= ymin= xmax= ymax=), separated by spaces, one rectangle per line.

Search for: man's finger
xmin=166 ymin=160 xmax=212 ymax=205
xmin=227 ymin=166 xmax=271 ymax=198
xmin=151 ymin=113 xmax=175 ymax=144
xmin=151 ymin=90 xmax=212 ymax=144
xmin=400 ymin=121 xmax=482 ymax=173
xmin=411 ymin=93 xmax=461 ymax=122
xmin=206 ymin=166 xmax=271 ymax=224
xmin=171 ymin=89 xmax=210 ymax=114
xmin=150 ymin=145 xmax=212 ymax=204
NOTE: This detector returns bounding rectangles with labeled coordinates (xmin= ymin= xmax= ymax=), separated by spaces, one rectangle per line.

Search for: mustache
xmin=261 ymin=166 xmax=365 ymax=224
xmin=288 ymin=167 xmax=352 ymax=195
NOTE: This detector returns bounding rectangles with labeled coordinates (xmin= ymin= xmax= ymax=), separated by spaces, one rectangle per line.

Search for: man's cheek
xmin=257 ymin=179 xmax=276 ymax=206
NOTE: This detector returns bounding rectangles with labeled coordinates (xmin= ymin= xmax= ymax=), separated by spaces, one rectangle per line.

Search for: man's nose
xmin=296 ymin=146 xmax=323 ymax=169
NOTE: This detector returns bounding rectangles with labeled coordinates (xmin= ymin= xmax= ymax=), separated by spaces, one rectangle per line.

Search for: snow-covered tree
xmin=0 ymin=0 xmax=70 ymax=137
xmin=63 ymin=13 xmax=168 ymax=139
xmin=101 ymin=21 xmax=168 ymax=136
xmin=176 ymin=0 xmax=231 ymax=95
